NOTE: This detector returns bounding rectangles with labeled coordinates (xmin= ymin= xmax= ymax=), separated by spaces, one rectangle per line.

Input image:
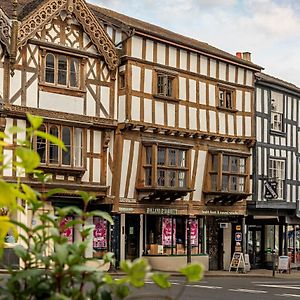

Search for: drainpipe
xmin=10 ymin=0 xmax=18 ymax=76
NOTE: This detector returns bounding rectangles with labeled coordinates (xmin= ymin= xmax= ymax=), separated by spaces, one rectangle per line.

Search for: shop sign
xmin=235 ymin=232 xmax=242 ymax=242
xmin=146 ymin=208 xmax=178 ymax=215
xmin=119 ymin=207 xmax=134 ymax=213
xmin=186 ymin=219 xmax=198 ymax=246
xmin=162 ymin=217 xmax=176 ymax=246
xmin=264 ymin=180 xmax=278 ymax=199
xmin=93 ymin=217 xmax=107 ymax=250
xmin=200 ymin=209 xmax=242 ymax=216
xmin=119 ymin=198 xmax=137 ymax=203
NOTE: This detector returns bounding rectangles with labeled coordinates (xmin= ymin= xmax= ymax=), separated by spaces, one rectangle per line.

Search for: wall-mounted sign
xmin=200 ymin=209 xmax=243 ymax=216
xmin=264 ymin=180 xmax=278 ymax=199
xmin=119 ymin=207 xmax=134 ymax=213
xmin=146 ymin=208 xmax=178 ymax=215
xmin=235 ymin=232 xmax=242 ymax=242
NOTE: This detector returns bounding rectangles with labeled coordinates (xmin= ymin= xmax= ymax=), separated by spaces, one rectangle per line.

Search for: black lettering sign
xmin=264 ymin=180 xmax=278 ymax=199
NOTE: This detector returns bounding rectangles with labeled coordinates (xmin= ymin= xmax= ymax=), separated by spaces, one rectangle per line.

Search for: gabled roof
xmin=256 ymin=72 xmax=300 ymax=95
xmin=89 ymin=4 xmax=263 ymax=71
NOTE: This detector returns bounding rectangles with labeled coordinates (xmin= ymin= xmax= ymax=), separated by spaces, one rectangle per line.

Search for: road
xmin=127 ymin=277 xmax=300 ymax=300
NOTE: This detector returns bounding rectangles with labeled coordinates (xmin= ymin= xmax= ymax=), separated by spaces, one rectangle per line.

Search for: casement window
xmin=269 ymin=159 xmax=285 ymax=199
xmin=143 ymin=145 xmax=188 ymax=189
xmin=35 ymin=124 xmax=84 ymax=168
xmin=44 ymin=53 xmax=81 ymax=88
xmin=271 ymin=97 xmax=283 ymax=132
xmin=218 ymin=87 xmax=235 ymax=110
xmin=209 ymin=153 xmax=248 ymax=193
xmin=157 ymin=73 xmax=175 ymax=98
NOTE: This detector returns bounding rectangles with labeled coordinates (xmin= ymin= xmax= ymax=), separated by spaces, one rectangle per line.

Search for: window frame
xmin=217 ymin=85 xmax=237 ymax=112
xmin=154 ymin=70 xmax=178 ymax=101
xmin=268 ymin=158 xmax=285 ymax=199
xmin=271 ymin=98 xmax=284 ymax=132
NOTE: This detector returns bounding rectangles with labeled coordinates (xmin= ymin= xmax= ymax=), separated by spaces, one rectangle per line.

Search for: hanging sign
xmin=93 ymin=217 xmax=108 ymax=250
xmin=162 ymin=217 xmax=176 ymax=246
xmin=186 ymin=219 xmax=199 ymax=246
xmin=59 ymin=216 xmax=73 ymax=244
xmin=264 ymin=180 xmax=278 ymax=199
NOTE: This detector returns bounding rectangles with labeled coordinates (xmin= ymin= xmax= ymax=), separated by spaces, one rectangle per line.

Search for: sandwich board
xmin=229 ymin=252 xmax=246 ymax=273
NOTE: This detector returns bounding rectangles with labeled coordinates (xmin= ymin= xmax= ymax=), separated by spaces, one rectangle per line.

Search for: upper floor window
xmin=209 ymin=152 xmax=248 ymax=193
xmin=218 ymin=86 xmax=235 ymax=110
xmin=35 ymin=123 xmax=84 ymax=168
xmin=271 ymin=95 xmax=283 ymax=132
xmin=143 ymin=145 xmax=188 ymax=189
xmin=157 ymin=73 xmax=175 ymax=98
xmin=44 ymin=53 xmax=80 ymax=89
xmin=269 ymin=158 xmax=285 ymax=199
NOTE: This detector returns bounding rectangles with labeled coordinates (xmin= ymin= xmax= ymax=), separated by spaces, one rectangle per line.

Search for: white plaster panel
xmin=258 ymin=180 xmax=262 ymax=201
xmin=157 ymin=43 xmax=166 ymax=65
xmin=87 ymin=89 xmax=96 ymax=116
xmin=179 ymin=77 xmax=186 ymax=100
xmin=210 ymin=59 xmax=216 ymax=78
xmin=293 ymin=125 xmax=296 ymax=148
xmin=228 ymin=114 xmax=234 ymax=136
xmin=4 ymin=118 xmax=13 ymax=144
xmin=144 ymin=98 xmax=152 ymax=123
xmin=155 ymin=101 xmax=164 ymax=125
xmin=128 ymin=142 xmax=140 ymax=198
xmin=287 ymin=96 xmax=292 ymax=120
xmin=199 ymin=109 xmax=207 ymax=131
xmin=100 ymin=86 xmax=110 ymax=117
xmin=256 ymin=88 xmax=262 ymax=112
xmin=82 ymin=158 xmax=90 ymax=182
xmin=167 ymin=103 xmax=175 ymax=127
xmin=146 ymin=40 xmax=153 ymax=62
xmin=189 ymin=79 xmax=196 ymax=102
xmin=27 ymin=44 xmax=38 ymax=68
xmin=228 ymin=65 xmax=235 ymax=83
xmin=132 ymin=65 xmax=141 ymax=91
xmin=244 ymin=92 xmax=251 ymax=112
xmin=293 ymin=98 xmax=297 ymax=121
xmin=236 ymin=115 xmax=243 ymax=136
xmin=118 ymin=95 xmax=126 ymax=122
xmin=218 ymin=112 xmax=226 ymax=134
xmin=208 ymin=84 xmax=215 ymax=107
xmin=256 ymin=117 xmax=261 ymax=142
xmin=106 ymin=26 xmax=113 ymax=40
xmin=244 ymin=116 xmax=251 ymax=137
xmin=87 ymin=130 xmax=90 ymax=153
xmin=258 ymin=147 xmax=262 ymax=175
xmin=179 ymin=105 xmax=186 ymax=128
xmin=39 ymin=91 xmax=84 ymax=115
xmin=199 ymin=82 xmax=206 ymax=105
xmin=200 ymin=55 xmax=207 ymax=76
xmin=131 ymin=36 xmax=143 ymax=59
xmin=237 ymin=68 xmax=244 ymax=85
xmin=236 ymin=90 xmax=243 ymax=111
xmin=169 ymin=46 xmax=177 ymax=68
xmin=93 ymin=131 xmax=102 ymax=153
xmin=0 ymin=67 xmax=3 ymax=99
xmin=209 ymin=111 xmax=216 ymax=133
xmin=246 ymin=70 xmax=253 ymax=86
xmin=120 ymin=140 xmax=131 ymax=197
xmin=3 ymin=149 xmax=13 ymax=177
xmin=264 ymin=90 xmax=269 ymax=114
xmin=193 ymin=151 xmax=207 ymax=201
xmin=180 ymin=50 xmax=187 ymax=70
xmin=264 ymin=118 xmax=268 ymax=143
xmin=190 ymin=52 xmax=197 ymax=73
xmin=131 ymin=96 xmax=140 ymax=121
xmin=144 ymin=69 xmax=152 ymax=94
xmin=10 ymin=70 xmax=21 ymax=102
xmin=189 ymin=107 xmax=197 ymax=130
xmin=115 ymin=30 xmax=122 ymax=45
xmin=219 ymin=62 xmax=226 ymax=81
xmin=26 ymin=78 xmax=38 ymax=108
xmin=93 ymin=158 xmax=101 ymax=183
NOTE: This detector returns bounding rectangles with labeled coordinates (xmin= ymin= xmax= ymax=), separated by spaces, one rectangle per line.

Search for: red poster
xmin=186 ymin=219 xmax=198 ymax=246
xmin=93 ymin=217 xmax=107 ymax=250
xmin=162 ymin=217 xmax=176 ymax=247
xmin=60 ymin=216 xmax=73 ymax=244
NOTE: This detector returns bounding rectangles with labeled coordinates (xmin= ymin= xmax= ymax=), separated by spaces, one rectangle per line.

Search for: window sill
xmin=270 ymin=129 xmax=286 ymax=137
xmin=153 ymin=94 xmax=179 ymax=103
xmin=39 ymin=83 xmax=86 ymax=97
xmin=216 ymin=106 xmax=238 ymax=113
xmin=38 ymin=164 xmax=86 ymax=176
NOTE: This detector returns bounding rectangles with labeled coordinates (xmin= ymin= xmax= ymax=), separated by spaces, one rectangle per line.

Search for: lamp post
xmin=187 ymin=217 xmax=191 ymax=264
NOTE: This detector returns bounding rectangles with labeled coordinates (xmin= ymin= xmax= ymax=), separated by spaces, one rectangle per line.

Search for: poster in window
xmin=93 ymin=217 xmax=108 ymax=250
xmin=162 ymin=217 xmax=176 ymax=247
xmin=186 ymin=219 xmax=198 ymax=246
xmin=59 ymin=216 xmax=73 ymax=244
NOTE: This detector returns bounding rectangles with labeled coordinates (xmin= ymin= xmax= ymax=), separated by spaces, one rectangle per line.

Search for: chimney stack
xmin=236 ymin=52 xmax=252 ymax=62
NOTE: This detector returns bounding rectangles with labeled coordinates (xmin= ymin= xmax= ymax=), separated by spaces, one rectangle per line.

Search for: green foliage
xmin=0 ymin=114 xmax=204 ymax=299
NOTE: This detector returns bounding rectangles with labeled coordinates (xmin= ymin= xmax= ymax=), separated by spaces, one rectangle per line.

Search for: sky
xmin=89 ymin=0 xmax=300 ymax=87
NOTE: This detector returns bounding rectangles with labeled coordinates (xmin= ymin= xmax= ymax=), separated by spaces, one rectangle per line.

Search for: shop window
xmin=43 ymin=52 xmax=80 ymax=89
xmin=209 ymin=152 xmax=248 ymax=193
xmin=145 ymin=215 xmax=204 ymax=255
xmin=268 ymin=158 xmax=285 ymax=199
xmin=93 ymin=217 xmax=109 ymax=258
xmin=35 ymin=123 xmax=84 ymax=169
xmin=217 ymin=86 xmax=235 ymax=110
xmin=143 ymin=145 xmax=188 ymax=189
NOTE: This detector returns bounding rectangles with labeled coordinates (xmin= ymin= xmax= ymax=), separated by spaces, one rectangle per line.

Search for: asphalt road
xmin=127 ymin=277 xmax=300 ymax=300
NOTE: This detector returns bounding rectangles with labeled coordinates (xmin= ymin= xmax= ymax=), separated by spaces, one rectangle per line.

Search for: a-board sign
xmin=278 ymin=256 xmax=290 ymax=273
xmin=229 ymin=252 xmax=246 ymax=272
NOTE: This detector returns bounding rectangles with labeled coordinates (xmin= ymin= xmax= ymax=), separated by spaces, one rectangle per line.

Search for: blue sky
xmin=90 ymin=0 xmax=300 ymax=86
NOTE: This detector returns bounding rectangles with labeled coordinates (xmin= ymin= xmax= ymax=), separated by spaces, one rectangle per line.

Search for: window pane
xmin=168 ymin=170 xmax=176 ymax=187
xmin=239 ymin=158 xmax=245 ymax=173
xmin=222 ymin=155 xmax=229 ymax=171
xmin=178 ymin=150 xmax=185 ymax=167
xmin=230 ymin=156 xmax=239 ymax=172
xmin=58 ymin=55 xmax=67 ymax=85
xmin=157 ymin=148 xmax=166 ymax=166
xmin=211 ymin=174 xmax=217 ymax=191
xmin=157 ymin=169 xmax=165 ymax=186
xmin=74 ymin=128 xmax=83 ymax=167
xmin=49 ymin=126 xmax=59 ymax=164
xmin=62 ymin=127 xmax=71 ymax=165
xmin=157 ymin=74 xmax=164 ymax=95
xmin=219 ymin=90 xmax=224 ymax=107
xmin=167 ymin=77 xmax=173 ymax=97
xmin=146 ymin=147 xmax=152 ymax=165
xmin=145 ymin=168 xmax=152 ymax=186
xmin=225 ymin=91 xmax=232 ymax=108
xmin=45 ymin=54 xmax=54 ymax=83
xmin=212 ymin=155 xmax=218 ymax=172
xmin=70 ymin=58 xmax=79 ymax=87
xmin=238 ymin=177 xmax=245 ymax=192
xmin=178 ymin=171 xmax=186 ymax=188
xmin=222 ymin=175 xmax=229 ymax=191
xmin=168 ymin=149 xmax=176 ymax=166
xmin=230 ymin=176 xmax=238 ymax=191
xmin=37 ymin=126 xmax=46 ymax=163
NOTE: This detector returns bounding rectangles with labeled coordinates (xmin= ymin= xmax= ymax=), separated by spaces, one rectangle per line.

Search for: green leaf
xmin=89 ymin=211 xmax=114 ymax=225
xmin=151 ymin=272 xmax=171 ymax=289
xmin=0 ymin=181 xmax=17 ymax=210
xmin=100 ymin=290 xmax=112 ymax=300
xmin=76 ymin=191 xmax=96 ymax=207
xmin=35 ymin=131 xmax=66 ymax=151
xmin=0 ymin=132 xmax=8 ymax=139
xmin=26 ymin=113 xmax=43 ymax=130
xmin=0 ymin=216 xmax=18 ymax=249
xmin=116 ymin=285 xmax=130 ymax=299
xmin=13 ymin=245 xmax=28 ymax=260
xmin=8 ymin=126 xmax=25 ymax=134
xmin=179 ymin=263 xmax=204 ymax=282
xmin=45 ymin=188 xmax=69 ymax=199
xmin=16 ymin=147 xmax=40 ymax=172
xmin=55 ymin=244 xmax=68 ymax=266
xmin=102 ymin=252 xmax=115 ymax=264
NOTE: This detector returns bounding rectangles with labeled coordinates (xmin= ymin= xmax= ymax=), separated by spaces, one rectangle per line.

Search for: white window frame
xmin=271 ymin=98 xmax=283 ymax=132
xmin=269 ymin=158 xmax=285 ymax=199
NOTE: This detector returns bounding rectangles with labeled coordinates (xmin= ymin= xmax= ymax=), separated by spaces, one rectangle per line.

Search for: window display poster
xmin=59 ymin=216 xmax=73 ymax=244
xmin=93 ymin=217 xmax=108 ymax=250
xmin=162 ymin=217 xmax=176 ymax=246
xmin=186 ymin=219 xmax=199 ymax=246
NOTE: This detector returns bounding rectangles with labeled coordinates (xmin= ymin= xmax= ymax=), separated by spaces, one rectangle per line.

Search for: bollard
xmin=272 ymin=249 xmax=276 ymax=277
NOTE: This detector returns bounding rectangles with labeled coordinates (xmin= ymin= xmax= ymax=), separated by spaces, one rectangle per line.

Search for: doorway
xmin=125 ymin=214 xmax=140 ymax=260
xmin=247 ymin=225 xmax=263 ymax=268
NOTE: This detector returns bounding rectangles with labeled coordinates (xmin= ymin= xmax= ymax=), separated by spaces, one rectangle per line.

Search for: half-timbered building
xmin=248 ymin=73 xmax=300 ymax=269
xmin=0 ymin=0 xmax=262 ymax=271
